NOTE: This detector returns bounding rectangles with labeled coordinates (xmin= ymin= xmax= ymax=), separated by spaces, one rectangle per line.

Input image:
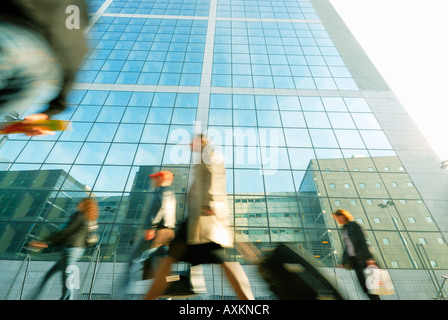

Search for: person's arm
xmin=200 ymin=163 xmax=214 ymax=216
xmin=44 ymin=212 xmax=84 ymax=246
xmin=351 ymin=222 xmax=375 ymax=262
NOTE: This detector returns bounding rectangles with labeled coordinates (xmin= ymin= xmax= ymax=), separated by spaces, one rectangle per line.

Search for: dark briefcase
xmin=259 ymin=243 xmax=344 ymax=300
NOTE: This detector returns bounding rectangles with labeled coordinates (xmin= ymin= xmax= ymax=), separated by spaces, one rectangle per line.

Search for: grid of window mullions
xmin=79 ymin=17 xmax=208 ymax=86
xmin=211 ymin=21 xmax=357 ymax=90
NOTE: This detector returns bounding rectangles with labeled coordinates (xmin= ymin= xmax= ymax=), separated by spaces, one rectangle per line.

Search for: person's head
xmin=190 ymin=134 xmax=209 ymax=153
xmin=77 ymin=197 xmax=99 ymax=221
xmin=149 ymin=171 xmax=174 ymax=187
xmin=332 ymin=209 xmax=354 ymax=225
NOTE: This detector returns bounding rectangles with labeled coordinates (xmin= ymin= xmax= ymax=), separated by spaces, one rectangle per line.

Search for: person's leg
xmin=28 ymin=259 xmax=63 ymax=300
xmin=113 ymin=237 xmax=149 ymax=299
xmin=222 ymin=262 xmax=255 ymax=300
xmin=143 ymin=256 xmax=177 ymax=300
xmin=352 ymin=258 xmax=381 ymax=300
xmin=60 ymin=247 xmax=84 ymax=300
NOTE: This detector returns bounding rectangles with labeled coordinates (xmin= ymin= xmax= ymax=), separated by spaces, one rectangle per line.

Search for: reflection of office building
xmin=1 ymin=0 xmax=448 ymax=300
xmin=0 ymin=169 xmax=91 ymax=257
xmin=304 ymin=156 xmax=448 ymax=270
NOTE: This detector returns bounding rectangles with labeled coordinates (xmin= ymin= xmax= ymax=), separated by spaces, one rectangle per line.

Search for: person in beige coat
xmin=144 ymin=134 xmax=254 ymax=300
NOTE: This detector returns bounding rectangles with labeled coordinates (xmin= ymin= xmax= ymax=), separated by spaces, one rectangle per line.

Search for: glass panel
xmin=114 ymin=124 xmax=144 ymax=142
xmin=147 ymin=108 xmax=173 ymax=124
xmin=309 ymin=129 xmax=339 ymax=148
xmin=280 ymin=111 xmax=306 ymax=128
xmin=122 ymin=107 xmax=149 ymax=123
xmin=133 ymin=144 xmax=164 ymax=166
xmin=284 ymin=128 xmax=312 ymax=147
xmin=233 ymin=110 xmax=257 ymax=126
xmin=304 ymin=112 xmax=331 ymax=128
xmin=327 ymin=112 xmax=356 ymax=129
xmin=209 ymin=109 xmax=232 ymax=126
xmin=16 ymin=142 xmax=55 ymax=163
xmin=75 ymin=142 xmax=110 ymax=165
xmin=104 ymin=144 xmax=137 ymax=165
xmin=87 ymin=123 xmax=119 ymax=142
xmin=334 ymin=129 xmax=366 ymax=149
xmin=45 ymin=142 xmax=83 ymax=164
xmin=93 ymin=166 xmax=131 ymax=192
xmin=360 ymin=131 xmax=393 ymax=149
xmin=234 ymin=169 xmax=264 ymax=193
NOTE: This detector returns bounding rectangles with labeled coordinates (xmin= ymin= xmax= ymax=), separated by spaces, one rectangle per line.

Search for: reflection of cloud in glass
xmin=147 ymin=108 xmax=173 ymax=124
xmin=71 ymin=105 xmax=101 ymax=121
xmin=284 ymin=128 xmax=312 ymax=147
xmin=114 ymin=124 xmax=143 ymax=143
xmin=0 ymin=141 xmax=27 ymax=162
xmin=280 ymin=111 xmax=306 ymax=128
xmin=75 ymin=142 xmax=110 ymax=164
xmin=122 ymin=107 xmax=149 ymax=123
xmin=360 ymin=131 xmax=393 ymax=149
xmin=133 ymin=144 xmax=164 ymax=166
xmin=104 ymin=144 xmax=137 ymax=165
xmin=172 ymin=109 xmax=197 ymax=125
xmin=334 ymin=129 xmax=365 ymax=149
xmin=46 ymin=142 xmax=83 ymax=164
xmin=128 ymin=92 xmax=154 ymax=107
xmin=140 ymin=124 xmax=169 ymax=143
xmin=59 ymin=122 xmax=93 ymax=141
xmin=16 ymin=142 xmax=54 ymax=163
xmin=80 ymin=90 xmax=109 ymax=105
xmin=328 ymin=112 xmax=356 ymax=129
xmin=304 ymin=112 xmax=331 ymax=128
xmin=352 ymin=113 xmax=381 ymax=129
xmin=309 ymin=129 xmax=339 ymax=148
xmin=65 ymin=165 xmax=101 ymax=190
xmin=97 ymin=106 xmax=125 ymax=122
xmin=93 ymin=166 xmax=131 ymax=192
xmin=87 ymin=123 xmax=118 ymax=142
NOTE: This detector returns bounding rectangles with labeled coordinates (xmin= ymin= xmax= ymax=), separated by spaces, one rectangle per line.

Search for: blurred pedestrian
xmin=28 ymin=197 xmax=99 ymax=300
xmin=333 ymin=209 xmax=381 ymax=300
xmin=0 ymin=0 xmax=89 ymax=135
xmin=114 ymin=171 xmax=177 ymax=299
xmin=144 ymin=135 xmax=254 ymax=300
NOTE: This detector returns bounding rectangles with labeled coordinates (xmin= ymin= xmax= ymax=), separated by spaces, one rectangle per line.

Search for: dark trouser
xmin=349 ymin=257 xmax=381 ymax=300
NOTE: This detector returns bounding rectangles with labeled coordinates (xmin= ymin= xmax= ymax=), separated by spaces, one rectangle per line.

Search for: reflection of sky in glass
xmin=114 ymin=124 xmax=144 ymax=142
xmin=16 ymin=142 xmax=54 ymax=163
xmin=93 ymin=166 xmax=131 ymax=192
xmin=104 ymin=144 xmax=138 ymax=165
xmin=263 ymin=170 xmax=295 ymax=193
xmin=234 ymin=169 xmax=264 ymax=193
xmin=133 ymin=144 xmax=164 ymax=166
xmin=66 ymin=165 xmax=101 ymax=190
xmin=334 ymin=130 xmax=365 ymax=149
xmin=288 ymin=148 xmax=316 ymax=170
xmin=0 ymin=141 xmax=27 ymax=162
xmin=87 ymin=123 xmax=119 ymax=142
xmin=46 ymin=142 xmax=83 ymax=164
xmin=75 ymin=142 xmax=110 ymax=164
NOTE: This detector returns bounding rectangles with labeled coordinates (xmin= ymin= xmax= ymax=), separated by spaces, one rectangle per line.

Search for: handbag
xmin=85 ymin=220 xmax=99 ymax=247
xmin=365 ymin=265 xmax=395 ymax=295
xmin=161 ymin=264 xmax=207 ymax=298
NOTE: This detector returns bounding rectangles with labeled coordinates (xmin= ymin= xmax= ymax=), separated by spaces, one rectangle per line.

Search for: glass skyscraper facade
xmin=1 ymin=0 xmax=448 ymax=300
